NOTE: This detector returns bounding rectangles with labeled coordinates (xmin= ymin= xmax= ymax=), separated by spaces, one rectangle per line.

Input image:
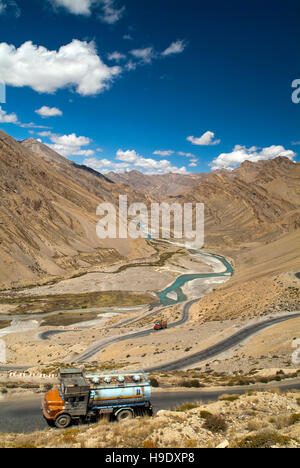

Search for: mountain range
xmin=0 ymin=129 xmax=299 ymax=289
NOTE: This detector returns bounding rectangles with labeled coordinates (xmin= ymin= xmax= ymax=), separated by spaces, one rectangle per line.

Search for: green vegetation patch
xmin=233 ymin=432 xmax=293 ymax=448
xmin=42 ymin=312 xmax=99 ymax=327
xmin=178 ymin=379 xmax=204 ymax=388
xmin=219 ymin=394 xmax=240 ymax=402
xmin=149 ymin=377 xmax=160 ymax=388
xmin=0 ymin=291 xmax=154 ymax=315
xmin=176 ymin=403 xmax=199 ymax=412
xmin=199 ymin=410 xmax=213 ymax=419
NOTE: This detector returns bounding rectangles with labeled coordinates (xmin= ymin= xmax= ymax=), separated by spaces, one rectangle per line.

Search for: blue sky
xmin=0 ymin=0 xmax=299 ymax=174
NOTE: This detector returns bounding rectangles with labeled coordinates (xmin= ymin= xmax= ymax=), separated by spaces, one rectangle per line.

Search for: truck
xmin=42 ymin=368 xmax=153 ymax=429
xmin=154 ymin=320 xmax=168 ymax=331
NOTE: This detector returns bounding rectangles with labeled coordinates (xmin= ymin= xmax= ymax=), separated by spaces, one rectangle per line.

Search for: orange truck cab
xmin=154 ymin=321 xmax=168 ymax=331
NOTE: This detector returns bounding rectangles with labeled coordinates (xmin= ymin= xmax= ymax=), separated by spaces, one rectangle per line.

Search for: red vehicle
xmin=154 ymin=321 xmax=168 ymax=331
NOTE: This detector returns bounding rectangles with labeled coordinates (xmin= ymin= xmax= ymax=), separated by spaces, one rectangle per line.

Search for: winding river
xmin=0 ymin=245 xmax=233 ymax=338
xmin=158 ymin=249 xmax=233 ymax=306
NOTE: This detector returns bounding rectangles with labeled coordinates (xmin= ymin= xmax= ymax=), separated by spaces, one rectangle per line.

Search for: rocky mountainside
xmin=176 ymin=157 xmax=300 ymax=248
xmin=0 ymin=129 xmax=299 ymax=289
xmin=107 ymin=170 xmax=208 ymax=197
xmin=0 ymin=131 xmax=153 ymax=290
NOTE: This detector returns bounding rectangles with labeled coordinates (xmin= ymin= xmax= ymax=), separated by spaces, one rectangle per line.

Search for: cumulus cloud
xmin=187 ymin=131 xmax=221 ymax=146
xmin=0 ymin=39 xmax=121 ymax=96
xmin=50 ymin=0 xmax=125 ymax=23
xmin=116 ymin=149 xmax=188 ymax=174
xmin=83 ymin=158 xmax=130 ymax=173
xmin=162 ymin=40 xmax=187 ymax=57
xmin=210 ymin=145 xmax=297 ymax=171
xmin=107 ymin=51 xmax=126 ymax=62
xmin=40 ymin=131 xmax=95 ymax=157
xmin=0 ymin=105 xmax=18 ymax=123
xmin=0 ymin=105 xmax=51 ymax=129
xmin=83 ymin=149 xmax=189 ymax=175
xmin=130 ymin=47 xmax=154 ymax=63
xmin=51 ymin=0 xmax=92 ymax=15
xmin=100 ymin=0 xmax=125 ymax=24
xmin=35 ymin=106 xmax=63 ymax=118
xmin=153 ymin=150 xmax=174 ymax=157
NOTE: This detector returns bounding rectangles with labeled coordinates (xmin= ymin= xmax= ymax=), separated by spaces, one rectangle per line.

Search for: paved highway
xmin=75 ymin=299 xmax=198 ymax=362
xmin=146 ymin=312 xmax=300 ymax=372
xmin=75 ymin=299 xmax=299 ymax=370
xmin=0 ymin=379 xmax=299 ymax=434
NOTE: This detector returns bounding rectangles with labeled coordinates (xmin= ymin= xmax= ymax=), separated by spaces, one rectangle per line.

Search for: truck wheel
xmin=55 ymin=414 xmax=72 ymax=429
xmin=116 ymin=409 xmax=133 ymax=422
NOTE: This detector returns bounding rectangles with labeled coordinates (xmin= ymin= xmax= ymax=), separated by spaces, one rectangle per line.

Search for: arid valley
xmin=0 ymin=0 xmax=299 ymax=448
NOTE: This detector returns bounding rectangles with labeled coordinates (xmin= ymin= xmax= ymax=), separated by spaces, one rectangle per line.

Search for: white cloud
xmin=125 ymin=60 xmax=137 ymax=71
xmin=0 ymin=105 xmax=18 ymax=123
xmin=211 ymin=145 xmax=297 ymax=171
xmin=153 ymin=150 xmax=174 ymax=157
xmin=187 ymin=131 xmax=221 ymax=146
xmin=49 ymin=133 xmax=91 ymax=148
xmin=35 ymin=106 xmax=63 ymax=118
xmin=50 ymin=0 xmax=125 ymax=23
xmin=41 ymin=131 xmax=95 ymax=157
xmin=100 ymin=0 xmax=125 ymax=24
xmin=83 ymin=149 xmax=189 ymax=175
xmin=107 ymin=51 xmax=126 ymax=62
xmin=71 ymin=149 xmax=95 ymax=157
xmin=130 ymin=47 xmax=154 ymax=63
xmin=0 ymin=106 xmax=52 ymax=128
xmin=51 ymin=0 xmax=92 ymax=15
xmin=162 ymin=40 xmax=187 ymax=57
xmin=19 ymin=122 xmax=51 ymax=129
xmin=178 ymin=151 xmax=195 ymax=158
xmin=116 ymin=149 xmax=140 ymax=164
xmin=0 ymin=39 xmax=121 ymax=96
xmin=38 ymin=131 xmax=53 ymax=137
xmin=83 ymin=158 xmax=130 ymax=173
xmin=116 ymin=149 xmax=188 ymax=174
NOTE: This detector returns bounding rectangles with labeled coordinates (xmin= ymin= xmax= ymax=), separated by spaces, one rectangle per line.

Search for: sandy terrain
xmin=1 ymin=249 xmax=212 ymax=300
xmin=7 ymin=268 xmax=176 ymax=298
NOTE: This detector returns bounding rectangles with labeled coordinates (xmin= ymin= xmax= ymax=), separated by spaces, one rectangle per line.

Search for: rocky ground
xmin=0 ymin=390 xmax=299 ymax=448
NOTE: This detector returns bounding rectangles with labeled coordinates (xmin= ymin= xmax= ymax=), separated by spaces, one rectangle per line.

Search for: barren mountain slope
xmin=107 ymin=170 xmax=208 ymax=197
xmin=0 ymin=131 xmax=154 ymax=290
xmin=178 ymin=157 xmax=300 ymax=248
